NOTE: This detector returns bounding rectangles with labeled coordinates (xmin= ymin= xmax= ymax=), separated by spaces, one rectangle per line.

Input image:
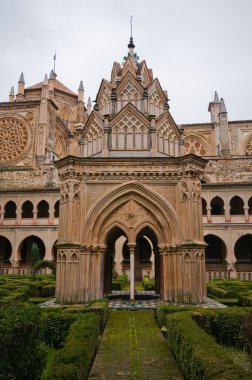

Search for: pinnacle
xmin=78 ymin=80 xmax=84 ymax=91
xmin=214 ymin=91 xmax=219 ymax=104
xmin=43 ymin=74 xmax=48 ymax=85
xmin=19 ymin=72 xmax=25 ymax=84
xmin=9 ymin=86 xmax=14 ymax=96
xmin=219 ymin=98 xmax=227 ymax=113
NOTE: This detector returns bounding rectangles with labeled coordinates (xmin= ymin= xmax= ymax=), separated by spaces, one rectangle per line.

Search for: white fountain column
xmin=128 ymin=245 xmax=135 ymax=300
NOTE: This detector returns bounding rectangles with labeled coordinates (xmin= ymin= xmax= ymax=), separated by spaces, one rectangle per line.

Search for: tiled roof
xmin=26 ymin=79 xmax=77 ymax=97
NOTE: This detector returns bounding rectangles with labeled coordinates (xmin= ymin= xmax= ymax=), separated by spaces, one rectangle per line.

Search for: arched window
xmin=210 ymin=196 xmax=224 ymax=215
xmin=204 ymin=234 xmax=226 ymax=263
xmin=122 ymin=240 xmax=130 ymax=262
xmin=4 ymin=201 xmax=17 ymax=219
xmin=248 ymin=197 xmax=252 ymax=215
xmin=230 ymin=196 xmax=244 ymax=215
xmin=235 ymin=234 xmax=252 ymax=263
xmin=37 ymin=200 xmax=49 ymax=218
xmin=202 ymin=198 xmax=207 ymax=216
xmin=138 ymin=236 xmax=152 ymax=262
xmin=0 ymin=236 xmax=12 ymax=264
xmin=19 ymin=235 xmax=45 ymax=264
xmin=54 ymin=200 xmax=60 ymax=218
xmin=21 ymin=201 xmax=34 ymax=218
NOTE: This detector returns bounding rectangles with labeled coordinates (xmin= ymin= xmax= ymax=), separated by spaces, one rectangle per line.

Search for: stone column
xmin=128 ymin=244 xmax=135 ymax=300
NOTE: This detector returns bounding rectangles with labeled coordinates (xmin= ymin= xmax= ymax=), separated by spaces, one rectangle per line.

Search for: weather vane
xmin=53 ymin=51 xmax=57 ymax=72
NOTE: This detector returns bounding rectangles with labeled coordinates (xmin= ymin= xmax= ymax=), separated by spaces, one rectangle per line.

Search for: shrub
xmin=0 ymin=303 xmax=46 ymax=380
xmin=46 ymin=314 xmax=100 ymax=380
xmin=193 ymin=308 xmax=248 ymax=350
xmin=207 ymin=285 xmax=227 ymax=298
xmin=143 ymin=275 xmax=155 ymax=291
xmin=42 ymin=312 xmax=78 ymax=348
xmin=166 ymin=311 xmax=251 ymax=379
xmin=111 ymin=275 xmax=128 ymax=290
xmin=239 ymin=295 xmax=252 ymax=307
xmin=41 ymin=285 xmax=55 ymax=297
xmin=156 ymin=304 xmax=195 ymax=327
xmin=225 ymin=289 xmax=239 ymax=299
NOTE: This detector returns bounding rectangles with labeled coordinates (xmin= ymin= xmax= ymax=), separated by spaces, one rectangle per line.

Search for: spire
xmin=19 ymin=72 xmax=25 ymax=84
xmin=219 ymin=98 xmax=227 ymax=113
xmin=124 ymin=16 xmax=139 ymax=61
xmin=9 ymin=86 xmax=15 ymax=102
xmin=78 ymin=81 xmax=84 ymax=102
xmin=78 ymin=80 xmax=84 ymax=91
xmin=214 ymin=91 xmax=219 ymax=103
xmin=128 ymin=15 xmax=135 ymax=49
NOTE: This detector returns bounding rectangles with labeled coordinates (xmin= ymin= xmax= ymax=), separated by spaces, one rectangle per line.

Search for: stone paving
xmin=88 ymin=310 xmax=184 ymax=380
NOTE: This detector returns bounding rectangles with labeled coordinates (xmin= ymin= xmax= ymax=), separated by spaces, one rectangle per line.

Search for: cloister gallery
xmin=0 ymin=37 xmax=252 ymax=303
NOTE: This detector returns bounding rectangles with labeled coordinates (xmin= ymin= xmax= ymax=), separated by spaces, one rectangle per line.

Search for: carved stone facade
xmin=1 ymin=40 xmax=252 ymax=302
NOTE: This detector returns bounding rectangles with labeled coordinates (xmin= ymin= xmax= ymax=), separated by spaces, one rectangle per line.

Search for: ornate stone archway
xmin=55 ymin=156 xmax=207 ymax=304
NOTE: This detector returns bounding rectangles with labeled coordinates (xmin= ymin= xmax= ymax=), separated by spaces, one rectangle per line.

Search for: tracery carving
xmin=0 ymin=116 xmax=31 ymax=165
xmin=184 ymin=137 xmax=207 ymax=156
xmin=245 ymin=135 xmax=252 ymax=155
xmin=105 ymin=199 xmax=158 ymax=228
xmin=54 ymin=129 xmax=65 ymax=158
xmin=205 ymin=158 xmax=252 ymax=182
xmin=180 ymin=178 xmax=201 ymax=200
xmin=111 ymin=111 xmax=148 ymax=150
xmin=149 ymin=90 xmax=163 ymax=116
xmin=84 ymin=119 xmax=103 ymax=156
xmin=157 ymin=120 xmax=177 ymax=155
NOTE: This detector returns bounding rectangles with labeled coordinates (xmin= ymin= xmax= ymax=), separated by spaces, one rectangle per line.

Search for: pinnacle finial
xmin=214 ymin=91 xmax=219 ymax=103
xmin=78 ymin=80 xmax=84 ymax=91
xmin=220 ymin=98 xmax=227 ymax=113
xmin=9 ymin=86 xmax=14 ymax=96
xmin=43 ymin=74 xmax=48 ymax=85
xmin=128 ymin=15 xmax=135 ymax=49
xmin=19 ymin=72 xmax=25 ymax=84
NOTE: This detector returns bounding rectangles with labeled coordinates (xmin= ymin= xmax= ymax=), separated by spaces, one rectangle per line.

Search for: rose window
xmin=0 ymin=117 xmax=31 ymax=164
xmin=184 ymin=138 xmax=207 ymax=156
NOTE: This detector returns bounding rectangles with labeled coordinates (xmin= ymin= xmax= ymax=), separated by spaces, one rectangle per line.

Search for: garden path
xmin=89 ymin=310 xmax=183 ymax=380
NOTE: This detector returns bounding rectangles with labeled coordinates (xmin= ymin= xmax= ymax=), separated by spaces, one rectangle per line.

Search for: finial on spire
xmin=19 ymin=72 xmax=25 ymax=84
xmin=219 ymin=98 xmax=227 ymax=113
xmin=53 ymin=52 xmax=56 ymax=73
xmin=128 ymin=16 xmax=135 ymax=49
xmin=87 ymin=96 xmax=92 ymax=115
xmin=214 ymin=91 xmax=219 ymax=104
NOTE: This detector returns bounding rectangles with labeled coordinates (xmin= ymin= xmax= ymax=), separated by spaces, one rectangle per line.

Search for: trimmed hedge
xmin=142 ymin=275 xmax=155 ymax=291
xmin=42 ymin=312 xmax=78 ymax=348
xmin=192 ymin=308 xmax=249 ymax=351
xmin=166 ymin=311 xmax=251 ymax=379
xmin=0 ymin=275 xmax=56 ymax=304
xmin=156 ymin=304 xmax=195 ymax=327
xmin=46 ymin=313 xmax=100 ymax=380
xmin=207 ymin=285 xmax=227 ymax=298
xmin=0 ymin=303 xmax=46 ymax=380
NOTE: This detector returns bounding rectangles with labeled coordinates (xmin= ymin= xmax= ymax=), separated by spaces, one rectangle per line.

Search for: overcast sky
xmin=0 ymin=0 xmax=251 ymax=124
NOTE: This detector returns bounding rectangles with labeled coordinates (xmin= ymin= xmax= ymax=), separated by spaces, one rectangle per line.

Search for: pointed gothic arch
xmin=82 ymin=182 xmax=181 ymax=246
